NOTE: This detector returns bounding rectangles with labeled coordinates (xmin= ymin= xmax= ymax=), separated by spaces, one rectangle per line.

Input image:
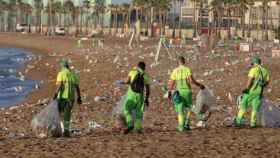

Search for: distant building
xmin=181 ymin=0 xmax=280 ymax=29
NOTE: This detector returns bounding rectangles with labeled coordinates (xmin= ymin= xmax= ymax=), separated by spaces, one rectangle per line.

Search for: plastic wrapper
xmin=257 ymin=99 xmax=280 ymax=128
xmin=31 ymin=100 xmax=62 ymax=137
xmin=193 ymin=88 xmax=216 ymax=115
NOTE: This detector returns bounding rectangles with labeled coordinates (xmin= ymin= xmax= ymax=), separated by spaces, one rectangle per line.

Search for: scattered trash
xmin=274 ymin=39 xmax=280 ymax=44
xmin=272 ymin=49 xmax=280 ymax=57
xmin=94 ymin=96 xmax=110 ymax=102
xmin=113 ymin=56 xmax=120 ymax=64
xmin=227 ymin=92 xmax=234 ymax=103
xmin=196 ymin=120 xmax=207 ymax=128
xmin=70 ymin=128 xmax=82 ymax=135
xmin=88 ymin=121 xmax=102 ymax=129
xmin=222 ymin=117 xmax=235 ymax=127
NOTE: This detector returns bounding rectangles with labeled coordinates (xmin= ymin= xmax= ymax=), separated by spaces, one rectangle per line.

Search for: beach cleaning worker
xmin=123 ymin=61 xmax=150 ymax=134
xmin=54 ymin=59 xmax=82 ymax=137
xmin=235 ymin=56 xmax=270 ymax=128
xmin=168 ymin=56 xmax=205 ymax=132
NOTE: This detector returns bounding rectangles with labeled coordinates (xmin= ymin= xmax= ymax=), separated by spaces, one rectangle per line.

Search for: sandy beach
xmin=0 ymin=33 xmax=280 ymax=158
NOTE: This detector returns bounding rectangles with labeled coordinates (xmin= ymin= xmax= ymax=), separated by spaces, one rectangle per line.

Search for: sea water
xmin=0 ymin=48 xmax=38 ymax=107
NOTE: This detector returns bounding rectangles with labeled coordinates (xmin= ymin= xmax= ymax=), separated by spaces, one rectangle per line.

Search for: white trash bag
xmin=31 ymin=100 xmax=62 ymax=137
xmin=257 ymin=99 xmax=280 ymax=128
xmin=112 ymin=95 xmax=127 ymax=129
xmin=194 ymin=88 xmax=216 ymax=115
xmin=112 ymin=95 xmax=127 ymax=118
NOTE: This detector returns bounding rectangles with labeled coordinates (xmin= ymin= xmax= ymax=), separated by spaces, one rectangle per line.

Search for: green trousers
xmin=236 ymin=93 xmax=262 ymax=127
xmin=123 ymin=89 xmax=144 ymax=131
xmin=58 ymin=99 xmax=74 ymax=136
xmin=173 ymin=89 xmax=192 ymax=131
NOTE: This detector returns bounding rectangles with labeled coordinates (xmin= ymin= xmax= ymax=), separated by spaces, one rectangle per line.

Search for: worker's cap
xmin=251 ymin=56 xmax=261 ymax=65
xmin=59 ymin=59 xmax=69 ymax=67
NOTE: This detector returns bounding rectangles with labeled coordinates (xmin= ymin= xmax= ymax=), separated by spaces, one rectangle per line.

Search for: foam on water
xmin=0 ymin=48 xmax=38 ymax=107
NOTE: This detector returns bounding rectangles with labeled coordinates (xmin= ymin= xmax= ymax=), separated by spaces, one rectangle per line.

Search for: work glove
xmin=53 ymin=93 xmax=58 ymax=100
xmin=77 ymin=96 xmax=82 ymax=105
xmin=168 ymin=91 xmax=172 ymax=100
xmin=242 ymin=89 xmax=249 ymax=94
xmin=200 ymin=85 xmax=205 ymax=90
xmin=144 ymin=98 xmax=149 ymax=107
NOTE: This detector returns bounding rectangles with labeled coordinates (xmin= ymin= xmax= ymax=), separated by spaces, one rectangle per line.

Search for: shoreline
xmin=0 ymin=47 xmax=40 ymax=108
xmin=0 ymin=33 xmax=78 ymax=108
xmin=0 ymin=40 xmax=51 ymax=108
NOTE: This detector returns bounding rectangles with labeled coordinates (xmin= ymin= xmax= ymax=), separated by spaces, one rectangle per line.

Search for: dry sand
xmin=0 ymin=33 xmax=279 ymax=158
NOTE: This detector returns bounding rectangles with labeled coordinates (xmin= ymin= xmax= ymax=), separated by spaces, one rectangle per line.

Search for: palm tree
xmin=177 ymin=0 xmax=184 ymax=38
xmin=64 ymin=0 xmax=75 ymax=34
xmin=224 ymin=0 xmax=232 ymax=39
xmin=247 ymin=0 xmax=254 ymax=38
xmin=171 ymin=0 xmax=177 ymax=38
xmin=262 ymin=0 xmax=270 ymax=40
xmin=21 ymin=3 xmax=32 ymax=26
xmin=120 ymin=3 xmax=130 ymax=33
xmin=93 ymin=0 xmax=106 ymax=29
xmin=45 ymin=0 xmax=55 ymax=35
xmin=155 ymin=0 xmax=172 ymax=35
xmin=82 ymin=0 xmax=90 ymax=34
xmin=191 ymin=0 xmax=202 ymax=37
xmin=8 ymin=0 xmax=17 ymax=31
xmin=16 ymin=0 xmax=23 ymax=24
xmin=34 ymin=0 xmax=43 ymax=33
xmin=210 ymin=0 xmax=224 ymax=38
xmin=74 ymin=6 xmax=81 ymax=36
xmin=52 ymin=1 xmax=63 ymax=26
xmin=277 ymin=1 xmax=280 ymax=39
xmin=108 ymin=4 xmax=116 ymax=33
xmin=0 ymin=0 xmax=8 ymax=31
xmin=133 ymin=0 xmax=148 ymax=22
xmin=237 ymin=0 xmax=249 ymax=38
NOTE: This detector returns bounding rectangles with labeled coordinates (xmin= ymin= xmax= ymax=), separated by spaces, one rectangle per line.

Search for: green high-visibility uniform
xmin=236 ymin=65 xmax=270 ymax=127
xmin=170 ymin=65 xmax=193 ymax=131
xmin=123 ymin=68 xmax=150 ymax=131
xmin=56 ymin=68 xmax=79 ymax=135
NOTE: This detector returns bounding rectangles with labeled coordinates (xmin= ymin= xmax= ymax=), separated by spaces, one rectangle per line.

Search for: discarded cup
xmin=88 ymin=121 xmax=102 ymax=129
xmin=94 ymin=96 xmax=109 ymax=102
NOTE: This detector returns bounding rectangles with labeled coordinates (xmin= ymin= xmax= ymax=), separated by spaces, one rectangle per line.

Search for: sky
xmin=112 ymin=0 xmax=132 ymax=4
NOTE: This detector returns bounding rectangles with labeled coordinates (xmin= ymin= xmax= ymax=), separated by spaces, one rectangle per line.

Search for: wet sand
xmin=0 ymin=33 xmax=279 ymax=158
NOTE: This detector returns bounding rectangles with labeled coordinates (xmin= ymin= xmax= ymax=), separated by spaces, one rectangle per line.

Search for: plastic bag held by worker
xmin=31 ymin=100 xmax=62 ymax=137
xmin=257 ymin=99 xmax=280 ymax=128
xmin=194 ymin=88 xmax=216 ymax=115
xmin=112 ymin=95 xmax=127 ymax=117
xmin=112 ymin=95 xmax=127 ymax=129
